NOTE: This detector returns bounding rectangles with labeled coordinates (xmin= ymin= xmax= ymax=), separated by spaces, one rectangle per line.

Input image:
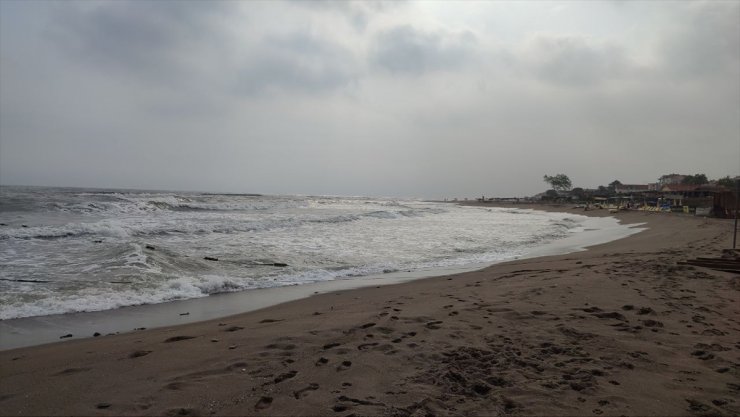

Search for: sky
xmin=1 ymin=1 xmax=738 ymax=198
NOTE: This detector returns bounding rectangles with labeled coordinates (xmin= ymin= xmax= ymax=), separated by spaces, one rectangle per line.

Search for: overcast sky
xmin=1 ymin=1 xmax=738 ymax=198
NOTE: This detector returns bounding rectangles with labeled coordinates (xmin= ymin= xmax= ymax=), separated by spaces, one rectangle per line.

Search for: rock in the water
xmin=273 ymin=262 xmax=289 ymax=267
xmin=145 ymin=244 xmax=155 ymax=250
xmin=93 ymin=332 xmax=101 ymax=337
xmin=204 ymin=256 xmax=219 ymax=261
xmin=60 ymin=334 xmax=73 ymax=339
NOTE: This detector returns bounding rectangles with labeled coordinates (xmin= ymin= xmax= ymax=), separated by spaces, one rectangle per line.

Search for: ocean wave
xmin=0 ymin=220 xmax=133 ymax=240
xmin=0 ymin=274 xmax=256 ymax=320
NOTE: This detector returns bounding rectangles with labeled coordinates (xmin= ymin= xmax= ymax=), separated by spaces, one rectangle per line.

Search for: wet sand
xmin=1 ymin=206 xmax=738 ymax=416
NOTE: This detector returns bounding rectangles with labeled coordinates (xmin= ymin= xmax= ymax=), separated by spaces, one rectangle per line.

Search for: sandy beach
xmin=1 ymin=206 xmax=738 ymax=416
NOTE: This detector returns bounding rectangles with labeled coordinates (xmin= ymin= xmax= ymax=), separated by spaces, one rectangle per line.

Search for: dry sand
xmin=1 ymin=206 xmax=738 ymax=416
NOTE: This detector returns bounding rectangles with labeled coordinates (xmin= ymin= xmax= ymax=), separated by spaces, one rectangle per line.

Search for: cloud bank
xmin=1 ymin=0 xmax=738 ymax=197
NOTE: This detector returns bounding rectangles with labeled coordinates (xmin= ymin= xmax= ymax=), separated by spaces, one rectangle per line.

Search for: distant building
xmin=614 ymin=184 xmax=650 ymax=194
xmin=658 ymin=174 xmax=686 ymax=186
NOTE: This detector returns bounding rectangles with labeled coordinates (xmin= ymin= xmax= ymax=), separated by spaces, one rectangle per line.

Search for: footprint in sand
xmin=337 ymin=361 xmax=352 ymax=371
xmin=293 ymin=383 xmax=319 ymax=399
xmin=129 ymin=350 xmax=152 ymax=359
xmin=164 ymin=336 xmax=196 ymax=343
xmin=426 ymin=321 xmax=443 ymax=330
xmin=274 ymin=370 xmax=297 ymax=384
xmin=224 ymin=326 xmax=244 ymax=332
xmin=358 ymin=342 xmax=379 ymax=350
xmin=165 ymin=407 xmax=196 ymax=416
xmin=254 ymin=396 xmax=273 ymax=410
xmin=53 ymin=367 xmax=92 ymax=376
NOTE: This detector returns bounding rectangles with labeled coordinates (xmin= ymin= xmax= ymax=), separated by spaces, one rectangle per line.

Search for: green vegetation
xmin=716 ymin=176 xmax=736 ymax=189
xmin=681 ymin=174 xmax=709 ymax=185
xmin=543 ymin=174 xmax=572 ymax=191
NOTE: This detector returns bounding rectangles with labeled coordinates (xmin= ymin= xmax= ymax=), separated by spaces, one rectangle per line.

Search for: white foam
xmin=1 ymin=191 xmax=604 ymax=320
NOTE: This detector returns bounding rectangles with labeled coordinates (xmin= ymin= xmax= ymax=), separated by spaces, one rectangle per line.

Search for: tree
xmin=571 ymin=187 xmax=586 ymax=200
xmin=543 ymin=174 xmax=572 ymax=191
xmin=544 ymin=189 xmax=559 ymax=200
xmin=608 ymin=180 xmax=622 ymax=193
xmin=717 ymin=176 xmax=738 ymax=189
xmin=681 ymin=174 xmax=708 ymax=185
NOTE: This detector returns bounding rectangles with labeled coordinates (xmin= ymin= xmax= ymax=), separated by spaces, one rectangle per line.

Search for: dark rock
xmin=93 ymin=332 xmax=101 ymax=337
xmin=179 ymin=312 xmax=189 ymax=316
xmin=96 ymin=403 xmax=112 ymax=409
xmin=145 ymin=245 xmax=155 ymax=250
xmin=273 ymin=262 xmax=288 ymax=267
xmin=204 ymin=256 xmax=218 ymax=261
xmin=60 ymin=334 xmax=73 ymax=339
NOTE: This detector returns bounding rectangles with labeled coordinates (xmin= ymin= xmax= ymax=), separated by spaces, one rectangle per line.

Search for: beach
xmin=1 ymin=207 xmax=738 ymax=416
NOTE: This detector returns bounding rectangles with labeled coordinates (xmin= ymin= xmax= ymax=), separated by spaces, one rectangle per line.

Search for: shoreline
xmin=0 ymin=207 xmax=642 ymax=351
xmin=1 ymin=206 xmax=738 ymax=416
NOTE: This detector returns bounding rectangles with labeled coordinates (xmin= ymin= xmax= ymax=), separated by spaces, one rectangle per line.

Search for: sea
xmin=0 ymin=186 xmax=631 ymax=322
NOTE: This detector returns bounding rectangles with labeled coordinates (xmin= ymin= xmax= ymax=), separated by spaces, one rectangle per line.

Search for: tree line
xmin=543 ymin=173 xmax=738 ymax=198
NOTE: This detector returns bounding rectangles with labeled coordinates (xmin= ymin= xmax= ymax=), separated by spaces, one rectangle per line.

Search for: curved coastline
xmin=0 ymin=206 xmax=737 ymax=416
xmin=1 ymin=207 xmax=642 ymax=350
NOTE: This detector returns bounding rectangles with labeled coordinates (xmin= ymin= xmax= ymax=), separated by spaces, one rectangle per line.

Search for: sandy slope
xmin=1 ymin=208 xmax=738 ymax=416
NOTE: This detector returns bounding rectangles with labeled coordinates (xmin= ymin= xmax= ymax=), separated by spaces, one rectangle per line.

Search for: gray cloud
xmin=47 ymin=1 xmax=230 ymax=84
xmin=236 ymin=32 xmax=359 ymax=95
xmin=371 ymin=25 xmax=477 ymax=75
xmin=520 ymin=34 xmax=629 ymax=86
xmin=658 ymin=2 xmax=740 ymax=78
xmin=1 ymin=1 xmax=738 ymax=198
